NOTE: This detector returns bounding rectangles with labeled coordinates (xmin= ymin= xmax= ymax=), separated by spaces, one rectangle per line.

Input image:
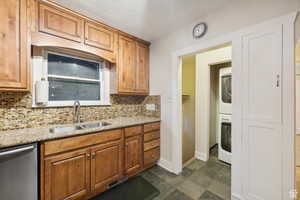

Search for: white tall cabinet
xmin=239 ymin=13 xmax=296 ymax=199
xmin=242 ymin=25 xmax=283 ymax=200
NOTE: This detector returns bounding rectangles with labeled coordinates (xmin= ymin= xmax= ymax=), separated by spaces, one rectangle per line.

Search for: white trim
xmin=231 ymin=193 xmax=244 ymax=200
xmin=157 ymin=158 xmax=178 ymax=174
xmin=182 ymin=157 xmax=196 ymax=167
xmin=47 ymin=74 xmax=100 ymax=83
xmin=32 ymin=49 xmax=111 ymax=108
xmin=171 ymin=33 xmax=235 ymax=175
xmin=195 ymin=151 xmax=208 ymax=161
xmin=168 ymin=11 xmax=297 ymax=200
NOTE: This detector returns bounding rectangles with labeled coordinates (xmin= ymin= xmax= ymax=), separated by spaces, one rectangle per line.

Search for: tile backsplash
xmin=0 ymin=92 xmax=160 ymax=131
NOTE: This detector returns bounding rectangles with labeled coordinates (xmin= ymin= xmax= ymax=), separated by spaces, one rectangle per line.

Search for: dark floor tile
xmin=181 ymin=167 xmax=193 ymax=177
xmin=142 ymin=170 xmax=176 ymax=199
xmin=198 ymin=190 xmax=224 ymax=200
xmin=186 ymin=159 xmax=206 ymax=171
xmin=188 ymin=171 xmax=214 ymax=189
xmin=141 ymin=170 xmax=162 ymax=185
xmin=164 ymin=189 xmax=194 ymax=200
xmin=177 ymin=180 xmax=206 ymax=199
xmin=150 ymin=165 xmax=188 ymax=186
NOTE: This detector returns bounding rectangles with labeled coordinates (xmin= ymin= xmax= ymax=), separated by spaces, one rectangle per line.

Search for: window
xmin=32 ymin=50 xmax=111 ymax=107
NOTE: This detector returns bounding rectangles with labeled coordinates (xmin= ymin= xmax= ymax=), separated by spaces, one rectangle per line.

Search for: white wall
xmin=296 ymin=41 xmax=300 ymax=166
xmin=195 ymin=46 xmax=232 ymax=160
xmin=150 ymin=0 xmax=300 ymax=198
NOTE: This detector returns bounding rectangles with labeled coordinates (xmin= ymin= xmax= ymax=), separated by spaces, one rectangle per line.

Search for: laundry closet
xmin=210 ymin=62 xmax=232 ymax=164
xmin=181 ymin=45 xmax=232 ymax=165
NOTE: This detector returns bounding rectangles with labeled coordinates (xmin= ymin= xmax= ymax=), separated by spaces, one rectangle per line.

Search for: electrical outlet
xmin=146 ymin=104 xmax=156 ymax=111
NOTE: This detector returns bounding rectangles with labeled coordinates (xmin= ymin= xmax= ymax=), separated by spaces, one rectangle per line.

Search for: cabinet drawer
xmin=124 ymin=126 xmax=142 ymax=138
xmin=144 ymin=139 xmax=160 ymax=151
xmin=144 ymin=122 xmax=160 ymax=133
xmin=44 ymin=129 xmax=122 ymax=156
xmin=144 ymin=148 xmax=160 ymax=166
xmin=39 ymin=2 xmax=84 ymax=42
xmin=144 ymin=131 xmax=160 ymax=142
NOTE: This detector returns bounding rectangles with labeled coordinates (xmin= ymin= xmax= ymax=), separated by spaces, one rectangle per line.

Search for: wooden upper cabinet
xmin=90 ymin=140 xmax=123 ymax=195
xmin=135 ymin=42 xmax=149 ymax=94
xmin=38 ymin=2 xmax=84 ymax=42
xmin=125 ymin=135 xmax=142 ymax=176
xmin=0 ymin=0 xmax=29 ymax=90
xmin=44 ymin=148 xmax=91 ymax=200
xmin=85 ymin=21 xmax=114 ymax=52
xmin=118 ymin=35 xmax=137 ymax=93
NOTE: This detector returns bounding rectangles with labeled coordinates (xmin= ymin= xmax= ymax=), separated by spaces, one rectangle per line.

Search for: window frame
xmin=32 ymin=49 xmax=111 ymax=107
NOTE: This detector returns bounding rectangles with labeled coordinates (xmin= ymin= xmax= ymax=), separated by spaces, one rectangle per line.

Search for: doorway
xmin=169 ymin=12 xmax=296 ymax=200
xmin=181 ymin=55 xmax=196 ymax=166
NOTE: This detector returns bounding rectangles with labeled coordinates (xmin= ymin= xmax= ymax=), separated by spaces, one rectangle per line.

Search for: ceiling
xmin=54 ymin=0 xmax=229 ymax=41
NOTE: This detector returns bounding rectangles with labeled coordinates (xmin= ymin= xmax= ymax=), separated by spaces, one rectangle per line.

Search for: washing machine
xmin=219 ymin=67 xmax=232 ymax=114
xmin=218 ymin=113 xmax=232 ymax=164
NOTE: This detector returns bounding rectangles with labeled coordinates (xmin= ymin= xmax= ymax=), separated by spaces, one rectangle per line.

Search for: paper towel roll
xmin=35 ymin=79 xmax=49 ymax=105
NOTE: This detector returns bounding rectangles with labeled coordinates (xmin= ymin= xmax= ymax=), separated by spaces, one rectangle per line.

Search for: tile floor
xmin=141 ymin=146 xmax=231 ymax=200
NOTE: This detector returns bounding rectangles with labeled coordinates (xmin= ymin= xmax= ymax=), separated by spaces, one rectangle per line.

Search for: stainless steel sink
xmin=49 ymin=122 xmax=111 ymax=134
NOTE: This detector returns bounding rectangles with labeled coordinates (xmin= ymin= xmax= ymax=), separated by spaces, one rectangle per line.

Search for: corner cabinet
xmin=0 ymin=0 xmax=30 ymax=91
xmin=117 ymin=34 xmax=150 ymax=94
xmin=136 ymin=42 xmax=149 ymax=93
xmin=118 ymin=35 xmax=137 ymax=93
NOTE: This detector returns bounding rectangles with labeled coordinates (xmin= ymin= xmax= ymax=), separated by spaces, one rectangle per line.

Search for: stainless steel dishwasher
xmin=0 ymin=143 xmax=38 ymax=200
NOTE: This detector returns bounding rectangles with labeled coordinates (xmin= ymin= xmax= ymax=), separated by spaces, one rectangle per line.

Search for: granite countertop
xmin=0 ymin=116 xmax=161 ymax=149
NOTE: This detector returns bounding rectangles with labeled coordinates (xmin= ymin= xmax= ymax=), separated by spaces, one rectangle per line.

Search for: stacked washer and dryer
xmin=218 ymin=66 xmax=232 ymax=164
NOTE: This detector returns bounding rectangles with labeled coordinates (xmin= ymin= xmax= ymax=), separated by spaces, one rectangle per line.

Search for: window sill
xmin=32 ymin=101 xmax=112 ymax=108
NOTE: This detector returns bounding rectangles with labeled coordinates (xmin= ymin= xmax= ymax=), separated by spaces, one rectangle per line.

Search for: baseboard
xmin=232 ymin=193 xmax=244 ymax=200
xmin=183 ymin=157 xmax=195 ymax=168
xmin=195 ymin=151 xmax=209 ymax=161
xmin=157 ymin=158 xmax=175 ymax=173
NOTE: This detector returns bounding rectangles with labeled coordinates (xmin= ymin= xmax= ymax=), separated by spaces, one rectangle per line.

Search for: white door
xmin=242 ymin=24 xmax=284 ymax=200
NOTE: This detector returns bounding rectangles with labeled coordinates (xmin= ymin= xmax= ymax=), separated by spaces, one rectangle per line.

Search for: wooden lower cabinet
xmin=44 ymin=148 xmax=91 ymax=200
xmin=125 ymin=135 xmax=142 ymax=176
xmin=41 ymin=123 xmax=160 ymax=200
xmin=90 ymin=140 xmax=123 ymax=196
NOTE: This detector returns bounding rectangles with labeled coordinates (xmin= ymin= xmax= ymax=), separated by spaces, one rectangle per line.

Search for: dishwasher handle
xmin=0 ymin=145 xmax=35 ymax=158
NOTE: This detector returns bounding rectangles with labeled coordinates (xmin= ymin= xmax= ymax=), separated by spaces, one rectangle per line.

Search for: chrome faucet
xmin=73 ymin=100 xmax=81 ymax=123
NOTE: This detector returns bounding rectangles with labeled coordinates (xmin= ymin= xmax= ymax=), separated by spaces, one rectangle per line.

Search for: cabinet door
xmin=241 ymin=24 xmax=283 ymax=200
xmin=125 ymin=135 xmax=142 ymax=176
xmin=90 ymin=140 xmax=123 ymax=194
xmin=118 ymin=35 xmax=136 ymax=93
xmin=0 ymin=0 xmax=29 ymax=90
xmin=44 ymin=148 xmax=90 ymax=200
xmin=39 ymin=3 xmax=84 ymax=43
xmin=135 ymin=42 xmax=149 ymax=94
xmin=85 ymin=21 xmax=114 ymax=51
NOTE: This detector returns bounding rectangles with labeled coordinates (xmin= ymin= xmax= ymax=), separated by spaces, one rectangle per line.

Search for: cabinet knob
xmin=87 ymin=154 xmax=90 ymax=159
xmin=91 ymin=152 xmax=96 ymax=159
